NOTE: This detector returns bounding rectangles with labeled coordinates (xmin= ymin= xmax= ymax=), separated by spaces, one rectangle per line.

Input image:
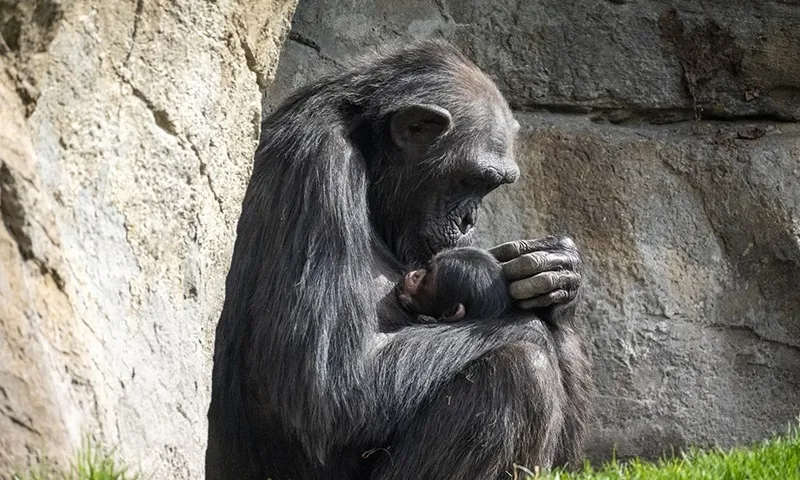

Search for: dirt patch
xmin=658 ymin=9 xmax=744 ymax=115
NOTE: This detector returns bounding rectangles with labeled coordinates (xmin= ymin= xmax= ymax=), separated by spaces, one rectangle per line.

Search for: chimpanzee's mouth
xmin=458 ymin=226 xmax=475 ymax=244
xmin=452 ymin=203 xmax=479 ymax=243
xmin=456 ymin=198 xmax=481 ymax=234
xmin=416 ymin=201 xmax=480 ymax=263
xmin=456 ymin=209 xmax=476 ymax=236
xmin=425 ymin=220 xmax=476 ymax=255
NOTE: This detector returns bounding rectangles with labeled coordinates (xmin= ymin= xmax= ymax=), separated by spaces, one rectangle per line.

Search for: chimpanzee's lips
xmin=458 ymin=226 xmax=475 ymax=243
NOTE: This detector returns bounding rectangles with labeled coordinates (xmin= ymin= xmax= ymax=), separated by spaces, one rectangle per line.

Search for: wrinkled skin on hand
xmin=489 ymin=235 xmax=583 ymax=310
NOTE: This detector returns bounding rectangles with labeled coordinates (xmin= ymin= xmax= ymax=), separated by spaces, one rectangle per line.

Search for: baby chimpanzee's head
xmin=395 ymin=247 xmax=510 ymax=321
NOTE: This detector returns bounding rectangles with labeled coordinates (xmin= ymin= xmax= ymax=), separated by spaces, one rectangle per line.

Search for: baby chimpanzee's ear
xmin=440 ymin=303 xmax=466 ymax=322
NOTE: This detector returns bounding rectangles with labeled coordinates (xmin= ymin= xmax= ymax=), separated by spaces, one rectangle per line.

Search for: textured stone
xmin=1 ymin=65 xmax=76 ymax=473
xmin=269 ymin=0 xmax=800 ymax=122
xmin=266 ymin=0 xmax=800 ymax=462
xmin=479 ymin=115 xmax=800 ymax=460
xmin=0 ymin=0 xmax=296 ymax=476
xmin=449 ymin=0 xmax=800 ymax=121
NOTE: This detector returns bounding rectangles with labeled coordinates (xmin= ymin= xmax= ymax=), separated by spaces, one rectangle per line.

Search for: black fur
xmin=206 ymin=40 xmax=592 ymax=480
xmin=410 ymin=247 xmax=510 ymax=320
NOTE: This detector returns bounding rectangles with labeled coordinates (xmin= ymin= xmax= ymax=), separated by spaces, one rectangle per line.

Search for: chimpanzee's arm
xmin=489 ymin=235 xmax=592 ymax=466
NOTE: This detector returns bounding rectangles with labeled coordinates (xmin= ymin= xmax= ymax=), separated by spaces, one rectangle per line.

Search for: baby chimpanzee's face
xmin=394 ymin=258 xmax=467 ymax=321
xmin=395 ymin=263 xmax=440 ymax=316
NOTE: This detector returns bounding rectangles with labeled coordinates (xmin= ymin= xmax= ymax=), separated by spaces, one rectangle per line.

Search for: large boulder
xmin=0 ymin=0 xmax=296 ymax=476
xmin=266 ymin=0 xmax=800 ymax=461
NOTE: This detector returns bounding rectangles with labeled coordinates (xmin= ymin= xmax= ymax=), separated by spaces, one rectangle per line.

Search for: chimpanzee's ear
xmin=440 ymin=303 xmax=466 ymax=322
xmin=390 ymin=104 xmax=453 ymax=151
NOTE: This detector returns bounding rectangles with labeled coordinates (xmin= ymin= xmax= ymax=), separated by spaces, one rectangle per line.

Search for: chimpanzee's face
xmin=375 ymin=93 xmax=520 ymax=267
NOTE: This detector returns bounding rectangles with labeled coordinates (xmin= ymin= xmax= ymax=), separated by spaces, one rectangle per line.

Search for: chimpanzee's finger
xmin=502 ymin=251 xmax=576 ymax=281
xmin=515 ymin=289 xmax=575 ymax=309
xmin=488 ymin=236 xmax=577 ymax=262
xmin=508 ymin=271 xmax=580 ymax=301
xmin=489 ymin=240 xmax=539 ymax=262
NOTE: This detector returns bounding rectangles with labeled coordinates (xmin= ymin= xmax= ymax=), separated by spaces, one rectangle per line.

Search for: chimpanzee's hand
xmin=488 ymin=236 xmax=582 ymax=310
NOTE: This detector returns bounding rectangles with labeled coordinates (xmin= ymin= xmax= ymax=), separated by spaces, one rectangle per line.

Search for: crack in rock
xmin=0 ymin=162 xmax=65 ymax=290
xmin=129 ymin=84 xmax=178 ymax=136
xmin=124 ymin=0 xmax=144 ymax=65
xmin=1 ymin=409 xmax=42 ymax=436
xmin=711 ymin=323 xmax=800 ymax=353
xmin=189 ymin=144 xmax=229 ymax=228
xmin=510 ymin=104 xmax=796 ymax=125
xmin=113 ymin=66 xmax=178 ymax=136
xmin=286 ymin=30 xmax=341 ymax=67
xmin=239 ymin=31 xmax=268 ymax=90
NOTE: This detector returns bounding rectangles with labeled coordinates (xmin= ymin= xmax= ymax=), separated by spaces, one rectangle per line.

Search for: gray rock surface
xmin=269 ymin=0 xmax=800 ymax=122
xmin=0 ymin=0 xmax=296 ymax=476
xmin=267 ymin=0 xmax=800 ymax=462
xmin=482 ymin=115 xmax=800 ymax=460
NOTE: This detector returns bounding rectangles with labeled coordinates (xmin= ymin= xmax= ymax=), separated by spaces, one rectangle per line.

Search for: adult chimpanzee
xmin=395 ymin=247 xmax=510 ymax=322
xmin=206 ymin=40 xmax=592 ymax=480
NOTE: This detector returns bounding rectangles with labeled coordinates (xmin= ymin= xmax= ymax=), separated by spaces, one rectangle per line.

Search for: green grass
xmin=526 ymin=422 xmax=800 ymax=480
xmin=11 ymin=423 xmax=800 ymax=480
xmin=12 ymin=440 xmax=141 ymax=480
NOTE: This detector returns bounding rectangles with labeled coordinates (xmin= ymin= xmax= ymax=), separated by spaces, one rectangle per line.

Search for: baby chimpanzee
xmin=395 ymin=247 xmax=511 ymax=322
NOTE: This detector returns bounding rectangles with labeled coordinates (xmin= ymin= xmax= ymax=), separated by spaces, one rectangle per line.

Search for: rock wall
xmin=0 ymin=0 xmax=296 ymax=477
xmin=267 ymin=0 xmax=800 ymax=461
